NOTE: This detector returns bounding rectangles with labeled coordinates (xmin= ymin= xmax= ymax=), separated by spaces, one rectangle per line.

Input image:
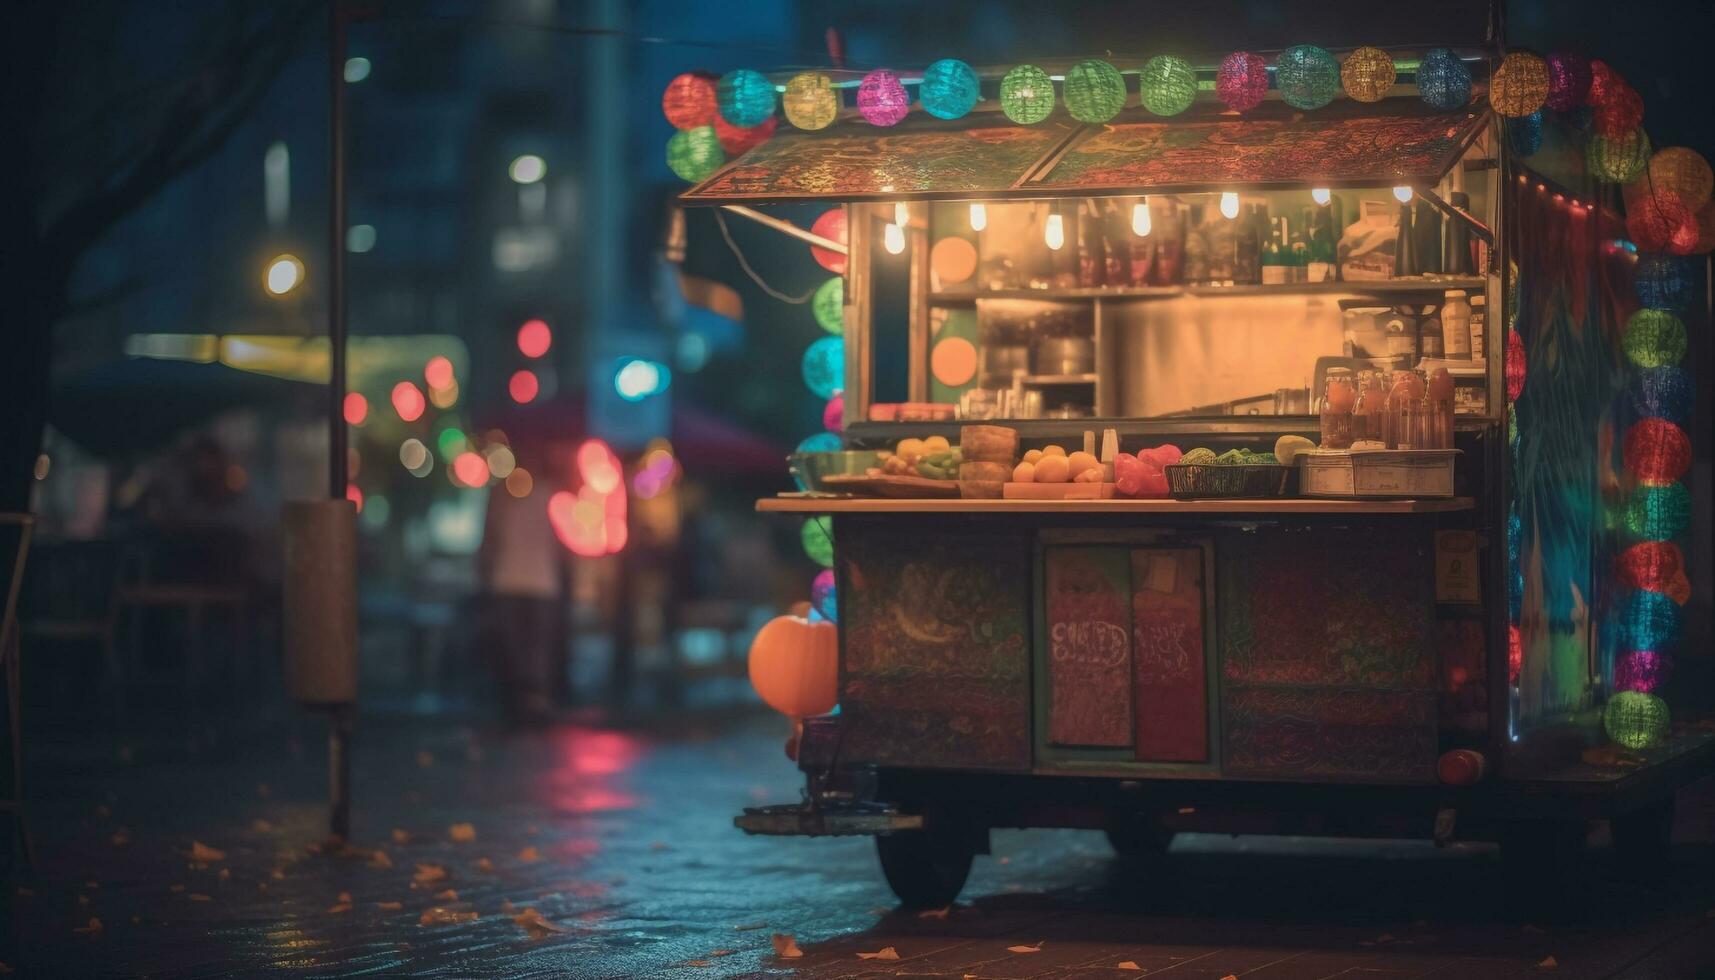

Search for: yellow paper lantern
xmin=747 ymin=615 xmax=839 ymax=720
xmin=1490 ymin=52 xmax=1550 ymax=117
xmin=1647 ymin=147 xmax=1714 ymax=208
xmin=1341 ymin=46 xmax=1396 ymax=103
xmin=783 ymin=71 xmax=839 ymax=131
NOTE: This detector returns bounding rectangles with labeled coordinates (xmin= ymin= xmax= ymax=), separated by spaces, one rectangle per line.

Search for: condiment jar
xmin=1319 ymin=367 xmax=1356 ymax=449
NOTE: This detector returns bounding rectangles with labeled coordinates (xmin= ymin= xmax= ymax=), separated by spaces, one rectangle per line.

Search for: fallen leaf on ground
xmin=1117 ymin=963 xmax=1141 ymax=971
xmin=413 ymin=863 xmax=448 ymax=884
xmin=74 ymin=918 xmax=103 ymax=934
xmin=857 ymin=947 xmax=900 ymax=960
xmin=77 ymin=895 xmax=89 ymax=906
xmin=685 ymin=961 xmax=710 ymax=968
xmin=368 ymin=850 xmax=394 ymax=870
xmin=328 ymin=902 xmax=353 ymax=913
xmin=270 ymin=868 xmax=286 ymax=880
xmin=252 ymin=819 xmax=274 ymax=833
xmin=392 ymin=829 xmax=411 ymax=845
xmin=917 ymin=906 xmax=950 ymax=920
xmin=419 ymin=907 xmax=478 ymax=926
xmin=512 ymin=907 xmax=565 ymax=940
xmin=1375 ymin=933 xmax=1394 ymax=943
xmin=473 ymin=857 xmax=494 ymax=873
xmin=188 ymin=894 xmax=212 ymax=902
xmin=377 ymin=901 xmax=403 ymax=911
xmin=771 ymin=934 xmax=802 ymax=958
xmin=1221 ymin=975 xmax=1238 ymax=980
xmin=448 ymin=823 xmax=476 ymax=843
xmin=416 ymin=751 xmax=435 ymax=769
xmin=1007 ymin=943 xmax=1043 ymax=953
xmin=258 ymin=883 xmax=267 ymax=892
xmin=517 ymin=846 xmax=541 ymax=863
xmin=1539 ymin=956 xmax=1558 ymax=969
xmin=707 ymin=950 xmax=733 ymax=957
xmin=95 ymin=804 xmax=111 ymax=818
xmin=502 ymin=899 xmax=516 ymax=913
xmin=169 ymin=884 xmax=185 ymax=893
xmin=190 ymin=841 xmax=226 ymax=863
xmin=435 ymin=888 xmax=459 ymax=901
xmin=337 ymin=891 xmax=352 ymax=903
xmin=111 ymin=829 xmax=130 ymax=846
xmin=257 ymin=783 xmax=270 ymax=798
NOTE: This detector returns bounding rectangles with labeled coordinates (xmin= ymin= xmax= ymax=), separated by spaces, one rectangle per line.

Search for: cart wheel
xmin=1104 ymin=815 xmax=1174 ymax=860
xmin=875 ymin=826 xmax=974 ymax=909
xmin=1611 ymin=796 xmax=1675 ymax=870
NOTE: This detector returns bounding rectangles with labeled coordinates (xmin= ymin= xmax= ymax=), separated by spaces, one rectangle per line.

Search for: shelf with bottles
xmin=928 ymin=277 xmax=1486 ymax=304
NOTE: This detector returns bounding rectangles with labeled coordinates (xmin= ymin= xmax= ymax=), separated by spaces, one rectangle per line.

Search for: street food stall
xmin=665 ymin=27 xmax=1712 ymax=907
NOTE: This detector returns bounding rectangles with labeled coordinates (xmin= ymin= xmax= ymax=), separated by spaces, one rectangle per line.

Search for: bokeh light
xmin=517 ymin=318 xmax=552 ymax=358
xmin=265 ymin=254 xmax=304 ymax=295
xmin=424 ymin=355 xmax=455 ymax=390
xmin=505 ymin=467 xmax=533 ymax=498
xmin=391 ymin=381 xmax=426 ymax=422
xmin=342 ymin=392 xmax=368 ymax=426
xmin=508 ymin=154 xmax=546 ymax=184
xmin=452 ymin=452 xmax=491 ymax=488
xmin=509 ymin=369 xmax=540 ymax=404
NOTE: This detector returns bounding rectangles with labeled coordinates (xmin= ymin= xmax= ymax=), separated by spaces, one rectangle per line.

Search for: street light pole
xmin=325 ymin=0 xmax=352 ymax=843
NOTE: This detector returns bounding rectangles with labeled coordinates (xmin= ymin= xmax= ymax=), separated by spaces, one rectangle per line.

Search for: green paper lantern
xmin=1625 ymin=483 xmax=1692 ymax=541
xmin=1623 ymin=309 xmax=1687 ymax=368
xmin=921 ymin=58 xmax=980 ymax=120
xmin=812 ymin=277 xmax=844 ymax=334
xmin=717 ymin=69 xmax=776 ymax=128
xmin=666 ymin=126 xmax=724 ymax=183
xmin=1276 ymin=44 xmax=1341 ymax=110
xmin=1589 ymin=130 xmax=1651 ymax=184
xmin=1064 ymin=59 xmax=1127 ymax=123
xmin=1138 ymin=55 xmax=1197 ymax=116
xmin=800 ymin=515 xmax=835 ymax=568
xmin=1000 ymin=64 xmax=1055 ymax=124
xmin=1604 ymin=690 xmax=1669 ymax=750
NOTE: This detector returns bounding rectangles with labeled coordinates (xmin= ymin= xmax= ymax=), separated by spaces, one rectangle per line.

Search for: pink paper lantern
xmin=1217 ymin=51 xmax=1269 ymax=112
xmin=822 ymin=393 xmax=844 ymax=433
xmin=857 ymin=69 xmax=910 ymax=127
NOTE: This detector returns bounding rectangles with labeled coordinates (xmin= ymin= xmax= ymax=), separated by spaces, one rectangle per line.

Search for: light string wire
xmin=713 ymin=210 xmax=818 ymax=304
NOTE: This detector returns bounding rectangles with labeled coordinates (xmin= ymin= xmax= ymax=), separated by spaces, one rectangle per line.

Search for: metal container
xmin=1031 ymin=336 xmax=1094 ymax=376
xmin=980 ymin=344 xmax=1029 ymax=386
xmin=787 ymin=450 xmax=882 ymax=492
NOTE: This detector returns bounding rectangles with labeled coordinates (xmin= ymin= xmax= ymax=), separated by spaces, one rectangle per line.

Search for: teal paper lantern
xmin=1619 ymin=590 xmax=1683 ymax=651
xmin=1416 ymin=48 xmax=1471 ymax=110
xmin=812 ymin=277 xmax=844 ymax=335
xmin=717 ymin=69 xmax=776 ymax=128
xmin=1000 ymin=64 xmax=1055 ymax=124
xmin=1604 ymin=690 xmax=1669 ymax=750
xmin=801 ymin=336 xmax=845 ymax=399
xmin=921 ymin=58 xmax=980 ymax=120
xmin=1276 ymin=44 xmax=1340 ymax=110
xmin=665 ymin=126 xmax=724 ymax=183
xmin=1064 ymin=59 xmax=1127 ymax=123
xmin=1625 ymin=483 xmax=1692 ymax=541
xmin=800 ymin=516 xmax=835 ymax=568
xmin=1138 ymin=55 xmax=1197 ymax=116
xmin=1622 ymin=309 xmax=1687 ymax=368
xmin=795 ymin=432 xmax=841 ymax=454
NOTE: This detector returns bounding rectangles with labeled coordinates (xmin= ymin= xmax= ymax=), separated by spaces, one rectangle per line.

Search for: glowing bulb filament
xmin=883 ymin=221 xmax=906 ymax=254
xmin=1311 ymin=187 xmax=1332 ymax=205
xmin=969 ymin=202 xmax=987 ymax=232
xmin=1132 ymin=200 xmax=1152 ymax=237
xmin=1044 ymin=213 xmax=1065 ymax=250
xmin=1219 ymin=191 xmax=1240 ymax=220
xmin=1393 ymin=185 xmax=1414 ymax=203
xmin=894 ymin=202 xmax=909 ymax=227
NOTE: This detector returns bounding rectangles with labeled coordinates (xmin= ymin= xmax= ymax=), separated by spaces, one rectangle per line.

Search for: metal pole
xmin=326 ymin=0 xmax=352 ymax=842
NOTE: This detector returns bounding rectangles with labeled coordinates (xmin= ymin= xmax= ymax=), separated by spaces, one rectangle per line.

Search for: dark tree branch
xmin=43 ymin=0 xmax=321 ymax=261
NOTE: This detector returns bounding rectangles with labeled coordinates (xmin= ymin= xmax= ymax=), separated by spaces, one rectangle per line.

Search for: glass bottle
xmin=1427 ymin=366 xmax=1455 ymax=449
xmin=1385 ymin=369 xmax=1428 ymax=449
xmin=1354 ymin=369 xmax=1385 ymax=443
xmin=1320 ymin=367 xmax=1356 ymax=449
xmin=1393 ymin=199 xmax=1417 ymax=278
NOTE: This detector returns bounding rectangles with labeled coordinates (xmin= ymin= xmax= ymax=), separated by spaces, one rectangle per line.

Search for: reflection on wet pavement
xmin=6 ymin=711 xmax=1715 ymax=977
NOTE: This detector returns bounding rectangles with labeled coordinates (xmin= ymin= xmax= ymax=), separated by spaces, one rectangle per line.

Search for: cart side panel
xmin=838 ymin=516 xmax=1032 ymax=772
xmin=1218 ymin=526 xmax=1439 ymax=783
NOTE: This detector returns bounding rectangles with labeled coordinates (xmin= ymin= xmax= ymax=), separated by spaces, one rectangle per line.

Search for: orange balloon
xmin=747 ymin=615 xmax=839 ymax=719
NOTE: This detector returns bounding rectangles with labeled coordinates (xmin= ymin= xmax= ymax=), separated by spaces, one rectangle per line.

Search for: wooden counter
xmin=758 ymin=496 xmax=1475 ymax=514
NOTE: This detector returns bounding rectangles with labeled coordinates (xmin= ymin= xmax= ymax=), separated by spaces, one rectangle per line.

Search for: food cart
xmin=666 ymin=24 xmax=1712 ymax=908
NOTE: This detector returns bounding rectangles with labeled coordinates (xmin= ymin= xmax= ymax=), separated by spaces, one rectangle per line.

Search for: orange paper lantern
xmin=1490 ymin=51 xmax=1550 ymax=117
xmin=748 ymin=615 xmax=839 ymax=720
xmin=1647 ymin=147 xmax=1714 ymax=208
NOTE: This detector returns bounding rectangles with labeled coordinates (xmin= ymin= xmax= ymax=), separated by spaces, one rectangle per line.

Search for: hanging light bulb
xmin=894 ymin=202 xmax=909 ymax=227
xmin=1311 ymin=187 xmax=1332 ymax=205
xmin=969 ymin=202 xmax=987 ymax=231
xmin=1219 ymin=191 xmax=1240 ymax=220
xmin=1132 ymin=199 xmax=1152 ymax=237
xmin=883 ymin=221 xmax=906 ymax=254
xmin=1393 ymin=185 xmax=1414 ymax=203
xmin=1044 ymin=212 xmax=1065 ymax=250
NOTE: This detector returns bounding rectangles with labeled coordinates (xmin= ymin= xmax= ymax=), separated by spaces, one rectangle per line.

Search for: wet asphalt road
xmin=6 ymin=709 xmax=1715 ymax=978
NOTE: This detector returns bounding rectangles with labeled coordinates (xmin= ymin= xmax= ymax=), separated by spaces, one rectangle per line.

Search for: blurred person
xmin=478 ymin=443 xmax=571 ymax=725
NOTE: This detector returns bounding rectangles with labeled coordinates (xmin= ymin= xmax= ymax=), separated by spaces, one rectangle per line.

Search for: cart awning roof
xmin=681 ymin=96 xmax=1486 ymax=205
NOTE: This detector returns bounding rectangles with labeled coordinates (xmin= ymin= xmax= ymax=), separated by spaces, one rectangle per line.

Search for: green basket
xmin=1165 ymin=463 xmax=1291 ymax=499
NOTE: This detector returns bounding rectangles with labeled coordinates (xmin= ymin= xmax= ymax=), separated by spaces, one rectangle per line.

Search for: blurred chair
xmin=1 ymin=513 xmax=36 ymax=869
xmin=113 ymin=525 xmax=254 ymax=701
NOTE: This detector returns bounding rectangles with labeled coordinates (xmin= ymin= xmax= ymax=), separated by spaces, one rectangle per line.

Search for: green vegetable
xmin=1179 ymin=448 xmax=1217 ymax=465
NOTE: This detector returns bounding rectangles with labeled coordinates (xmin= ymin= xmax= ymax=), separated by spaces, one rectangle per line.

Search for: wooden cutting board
xmin=820 ymin=474 xmax=961 ymax=498
xmin=1002 ymin=482 xmax=1116 ymax=499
